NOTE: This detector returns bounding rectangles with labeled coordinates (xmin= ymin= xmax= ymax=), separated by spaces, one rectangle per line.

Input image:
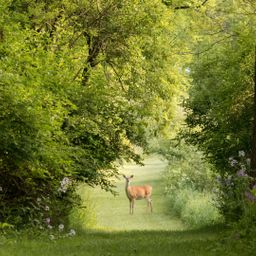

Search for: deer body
xmin=123 ymin=175 xmax=153 ymax=214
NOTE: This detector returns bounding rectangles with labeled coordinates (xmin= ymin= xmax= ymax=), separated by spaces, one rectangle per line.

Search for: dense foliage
xmin=159 ymin=139 xmax=221 ymax=227
xmin=181 ymin=0 xmax=256 ymax=224
xmin=0 ymin=0 xmax=184 ymax=227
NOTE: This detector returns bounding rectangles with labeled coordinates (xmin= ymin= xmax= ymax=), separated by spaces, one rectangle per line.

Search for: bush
xmin=181 ymin=191 xmax=221 ymax=227
xmin=167 ymin=188 xmax=221 ymax=228
xmin=163 ymin=140 xmax=214 ymax=193
xmin=162 ymin=140 xmax=221 ymax=227
xmin=214 ymin=151 xmax=256 ymax=222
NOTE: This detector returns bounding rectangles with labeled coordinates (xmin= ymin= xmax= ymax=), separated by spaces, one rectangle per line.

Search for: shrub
xmin=163 ymin=140 xmax=215 ymax=193
xmin=162 ymin=140 xmax=221 ymax=227
xmin=167 ymin=188 xmax=221 ymax=228
xmin=181 ymin=191 xmax=221 ymax=227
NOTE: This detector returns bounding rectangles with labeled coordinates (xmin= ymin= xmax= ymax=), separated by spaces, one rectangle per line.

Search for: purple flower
xmin=236 ymin=169 xmax=247 ymax=177
xmin=245 ymin=191 xmax=256 ymax=202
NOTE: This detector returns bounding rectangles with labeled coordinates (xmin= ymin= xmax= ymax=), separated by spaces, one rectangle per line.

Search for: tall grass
xmin=168 ymin=188 xmax=221 ymax=227
xmin=69 ymin=185 xmax=97 ymax=230
xmin=161 ymin=140 xmax=222 ymax=228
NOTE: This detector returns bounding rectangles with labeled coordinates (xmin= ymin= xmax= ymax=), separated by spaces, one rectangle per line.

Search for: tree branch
xmin=174 ymin=0 xmax=209 ymax=10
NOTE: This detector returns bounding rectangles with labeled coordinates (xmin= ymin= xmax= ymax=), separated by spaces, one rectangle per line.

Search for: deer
xmin=123 ymin=174 xmax=153 ymax=215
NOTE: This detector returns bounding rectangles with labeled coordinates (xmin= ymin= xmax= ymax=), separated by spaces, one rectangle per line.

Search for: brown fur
xmin=123 ymin=175 xmax=153 ymax=214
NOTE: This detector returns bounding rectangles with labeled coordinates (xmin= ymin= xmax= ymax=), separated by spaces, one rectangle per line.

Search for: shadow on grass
xmin=1 ymin=225 xmax=254 ymax=256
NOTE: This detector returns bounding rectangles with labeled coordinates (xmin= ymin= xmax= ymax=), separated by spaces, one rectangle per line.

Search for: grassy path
xmin=81 ymin=155 xmax=185 ymax=231
xmin=1 ymin=155 xmax=254 ymax=255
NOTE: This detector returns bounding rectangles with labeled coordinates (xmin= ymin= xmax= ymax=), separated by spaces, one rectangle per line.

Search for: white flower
xmin=49 ymin=234 xmax=55 ymax=240
xmin=58 ymin=187 xmax=67 ymax=193
xmin=46 ymin=218 xmax=51 ymax=224
xmin=238 ymin=150 xmax=245 ymax=157
xmin=68 ymin=229 xmax=76 ymax=236
xmin=58 ymin=224 xmax=64 ymax=231
xmin=58 ymin=177 xmax=71 ymax=193
xmin=230 ymin=159 xmax=238 ymax=167
xmin=45 ymin=205 xmax=50 ymax=211
xmin=47 ymin=225 xmax=53 ymax=229
xmin=61 ymin=177 xmax=70 ymax=187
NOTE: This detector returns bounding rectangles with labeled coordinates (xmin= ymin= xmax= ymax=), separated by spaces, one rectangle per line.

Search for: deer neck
xmin=125 ymin=181 xmax=131 ymax=199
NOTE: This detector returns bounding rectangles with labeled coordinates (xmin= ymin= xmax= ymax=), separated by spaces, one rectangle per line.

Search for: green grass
xmin=80 ymin=155 xmax=185 ymax=231
xmin=1 ymin=227 xmax=255 ymax=256
xmin=0 ymin=155 xmax=255 ymax=255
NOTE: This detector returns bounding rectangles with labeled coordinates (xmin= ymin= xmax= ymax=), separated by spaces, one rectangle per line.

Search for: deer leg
xmin=131 ymin=199 xmax=135 ymax=215
xmin=147 ymin=197 xmax=153 ymax=213
xmin=150 ymin=198 xmax=153 ymax=213
xmin=129 ymin=200 xmax=132 ymax=215
xmin=146 ymin=199 xmax=150 ymax=212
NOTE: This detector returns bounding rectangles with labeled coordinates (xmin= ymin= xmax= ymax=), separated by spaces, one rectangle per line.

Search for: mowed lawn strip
xmin=80 ymin=155 xmax=185 ymax=231
xmin=1 ymin=226 xmax=253 ymax=256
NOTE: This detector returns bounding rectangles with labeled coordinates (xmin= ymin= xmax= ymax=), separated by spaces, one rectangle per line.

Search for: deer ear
xmin=130 ymin=175 xmax=134 ymax=178
xmin=122 ymin=174 xmax=126 ymax=178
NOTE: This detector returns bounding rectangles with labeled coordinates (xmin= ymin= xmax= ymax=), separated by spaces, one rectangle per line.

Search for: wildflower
xmin=46 ymin=218 xmax=51 ymax=224
xmin=238 ymin=150 xmax=245 ymax=157
xmin=245 ymin=191 xmax=256 ymax=202
xmin=49 ymin=235 xmax=55 ymax=240
xmin=246 ymin=158 xmax=251 ymax=165
xmin=47 ymin=225 xmax=53 ymax=229
xmin=45 ymin=205 xmax=50 ymax=211
xmin=61 ymin=177 xmax=70 ymax=186
xmin=230 ymin=159 xmax=238 ymax=167
xmin=236 ymin=169 xmax=247 ymax=177
xmin=58 ymin=224 xmax=64 ymax=231
xmin=68 ymin=229 xmax=76 ymax=236
xmin=58 ymin=177 xmax=71 ymax=193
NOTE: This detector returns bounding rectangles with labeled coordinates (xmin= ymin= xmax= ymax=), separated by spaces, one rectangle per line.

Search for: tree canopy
xmin=1 ymin=0 xmax=256 ymax=227
xmin=0 ymin=0 xmax=186 ymax=226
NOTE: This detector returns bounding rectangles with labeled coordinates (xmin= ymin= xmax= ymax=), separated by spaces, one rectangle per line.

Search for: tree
xmin=181 ymin=0 xmax=256 ymax=220
xmin=0 ymin=0 xmax=183 ymax=227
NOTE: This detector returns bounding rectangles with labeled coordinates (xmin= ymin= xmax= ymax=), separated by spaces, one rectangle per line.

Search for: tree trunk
xmin=81 ymin=34 xmax=101 ymax=86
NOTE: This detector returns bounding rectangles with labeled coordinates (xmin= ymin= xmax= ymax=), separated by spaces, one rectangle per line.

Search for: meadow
xmin=1 ymin=156 xmax=255 ymax=256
